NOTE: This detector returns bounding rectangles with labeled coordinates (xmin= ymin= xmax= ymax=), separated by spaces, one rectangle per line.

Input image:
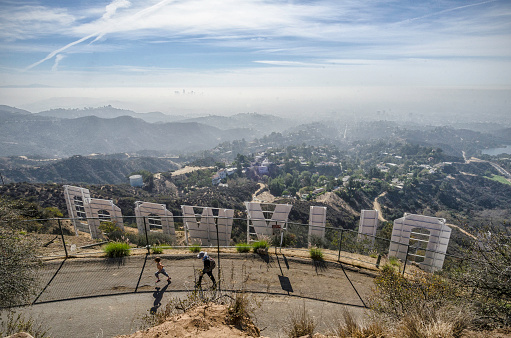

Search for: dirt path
xmin=252 ymin=183 xmax=275 ymax=202
xmin=373 ymin=191 xmax=387 ymax=222
xmin=171 ymin=166 xmax=213 ymax=177
xmin=446 ymin=223 xmax=477 ymax=240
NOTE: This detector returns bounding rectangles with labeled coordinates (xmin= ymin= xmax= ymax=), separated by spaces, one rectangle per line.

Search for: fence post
xmin=216 ymin=222 xmax=221 ymax=292
xmin=337 ymin=228 xmax=344 ymax=262
xmin=143 ymin=217 xmax=150 ymax=254
xmin=183 ymin=215 xmax=189 ymax=246
xmin=376 ymin=254 xmax=381 ymax=268
xmin=279 ymin=221 xmax=284 ymax=252
xmin=402 ymin=243 xmax=410 ymax=275
xmin=58 ymin=218 xmax=68 ymax=258
xmin=246 ymin=213 xmax=250 ymax=244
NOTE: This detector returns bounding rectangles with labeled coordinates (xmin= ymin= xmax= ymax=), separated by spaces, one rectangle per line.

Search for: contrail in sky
xmin=397 ymin=0 xmax=498 ymax=24
xmin=25 ymin=0 xmax=175 ymax=71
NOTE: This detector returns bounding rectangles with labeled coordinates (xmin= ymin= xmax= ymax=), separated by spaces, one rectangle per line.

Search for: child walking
xmin=154 ymin=257 xmax=171 ymax=283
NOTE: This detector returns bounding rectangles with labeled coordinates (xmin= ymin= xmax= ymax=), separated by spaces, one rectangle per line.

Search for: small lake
xmin=482 ymin=145 xmax=511 ymax=156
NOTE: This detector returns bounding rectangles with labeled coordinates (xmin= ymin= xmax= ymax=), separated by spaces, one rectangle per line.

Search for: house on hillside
xmin=212 ymin=167 xmax=236 ymax=185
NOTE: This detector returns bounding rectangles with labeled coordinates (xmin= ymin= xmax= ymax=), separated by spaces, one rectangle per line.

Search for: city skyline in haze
xmin=0 ymin=0 xmax=510 ymax=118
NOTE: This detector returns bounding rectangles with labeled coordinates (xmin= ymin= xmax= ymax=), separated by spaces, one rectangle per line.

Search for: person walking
xmin=154 ymin=257 xmax=171 ymax=283
xmin=196 ymin=251 xmax=216 ymax=289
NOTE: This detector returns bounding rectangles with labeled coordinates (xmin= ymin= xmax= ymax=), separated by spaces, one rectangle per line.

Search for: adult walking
xmin=196 ymin=251 xmax=216 ymax=289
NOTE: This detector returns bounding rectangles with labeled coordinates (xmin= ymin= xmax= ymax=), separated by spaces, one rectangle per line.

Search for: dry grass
xmin=286 ymin=303 xmax=316 ymax=338
xmin=335 ymin=309 xmax=386 ymax=338
xmin=227 ymin=291 xmax=259 ymax=336
xmin=395 ymin=307 xmax=471 ymax=338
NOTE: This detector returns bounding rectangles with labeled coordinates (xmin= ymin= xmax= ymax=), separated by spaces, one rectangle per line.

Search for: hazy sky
xmin=0 ymin=0 xmax=510 ymax=118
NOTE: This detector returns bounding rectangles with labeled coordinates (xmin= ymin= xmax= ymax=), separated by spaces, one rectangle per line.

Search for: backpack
xmin=205 ymin=256 xmax=216 ymax=271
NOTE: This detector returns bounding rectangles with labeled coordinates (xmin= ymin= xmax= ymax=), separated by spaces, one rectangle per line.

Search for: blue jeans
xmin=155 ymin=268 xmax=169 ymax=279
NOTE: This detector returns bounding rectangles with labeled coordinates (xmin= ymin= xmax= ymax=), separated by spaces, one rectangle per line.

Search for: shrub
xmin=309 ymin=234 xmax=327 ymax=248
xmin=0 ymin=198 xmax=41 ymax=307
xmin=0 ymin=311 xmax=50 ymax=338
xmin=123 ymin=232 xmax=173 ymax=247
xmin=369 ymin=249 xmax=378 ymax=259
xmin=309 ymin=247 xmax=324 ymax=261
xmin=189 ymin=244 xmax=201 ymax=253
xmin=368 ymin=264 xmax=470 ymax=337
xmin=151 ymin=246 xmax=163 ymax=254
xmin=252 ymin=240 xmax=269 ymax=254
xmin=98 ymin=221 xmax=127 ymax=242
xmin=235 ymin=243 xmax=251 ymax=253
xmin=103 ymin=242 xmax=130 ymax=258
xmin=227 ymin=291 xmax=259 ymax=336
xmin=388 ymin=256 xmax=400 ymax=267
xmin=286 ymin=304 xmax=316 ymax=338
xmin=271 ymin=232 xmax=297 ymax=248
xmin=450 ymin=229 xmax=511 ymax=328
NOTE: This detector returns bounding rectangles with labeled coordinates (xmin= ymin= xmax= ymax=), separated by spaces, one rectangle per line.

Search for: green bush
xmin=98 ymin=221 xmax=123 ymax=240
xmin=309 ymin=247 xmax=324 ymax=261
xmin=252 ymin=240 xmax=269 ymax=253
xmin=271 ymin=232 xmax=297 ymax=248
xmin=388 ymin=256 xmax=400 ymax=267
xmin=103 ymin=242 xmax=130 ymax=258
xmin=189 ymin=244 xmax=201 ymax=253
xmin=309 ymin=234 xmax=326 ymax=249
xmin=151 ymin=246 xmax=163 ymax=254
xmin=235 ymin=243 xmax=251 ymax=253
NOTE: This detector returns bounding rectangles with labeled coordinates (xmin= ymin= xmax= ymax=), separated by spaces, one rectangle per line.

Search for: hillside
xmin=0 ymin=107 xmax=253 ymax=157
xmin=0 ymin=155 xmax=180 ymax=184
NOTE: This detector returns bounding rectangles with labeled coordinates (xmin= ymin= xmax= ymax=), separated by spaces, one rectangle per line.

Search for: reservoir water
xmin=482 ymin=145 xmax=511 ymax=156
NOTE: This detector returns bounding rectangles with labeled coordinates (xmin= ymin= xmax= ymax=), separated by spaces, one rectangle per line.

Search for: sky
xmin=0 ymin=0 xmax=510 ymax=119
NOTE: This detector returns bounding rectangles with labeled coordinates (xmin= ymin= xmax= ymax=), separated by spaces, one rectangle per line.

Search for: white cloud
xmin=0 ymin=5 xmax=75 ymax=41
xmin=253 ymin=60 xmax=322 ymax=67
xmin=103 ymin=0 xmax=131 ymax=20
xmin=51 ymin=54 xmax=66 ymax=71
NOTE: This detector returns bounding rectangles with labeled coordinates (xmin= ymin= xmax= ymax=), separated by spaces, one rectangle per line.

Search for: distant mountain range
xmin=37 ymin=105 xmax=186 ymax=123
xmin=36 ymin=105 xmax=293 ymax=132
xmin=0 ymin=105 xmax=294 ymax=157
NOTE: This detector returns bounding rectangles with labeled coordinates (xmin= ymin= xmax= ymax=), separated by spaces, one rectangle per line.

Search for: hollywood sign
xmin=64 ymin=186 xmax=451 ymax=272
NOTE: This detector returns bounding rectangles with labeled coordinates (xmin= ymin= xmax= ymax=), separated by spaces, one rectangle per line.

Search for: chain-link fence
xmin=2 ymin=214 xmax=475 ymax=307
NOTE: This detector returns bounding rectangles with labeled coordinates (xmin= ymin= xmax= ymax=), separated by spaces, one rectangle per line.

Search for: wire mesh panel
xmin=282 ymin=222 xmax=309 ymax=248
xmin=33 ymin=256 xmax=147 ymax=303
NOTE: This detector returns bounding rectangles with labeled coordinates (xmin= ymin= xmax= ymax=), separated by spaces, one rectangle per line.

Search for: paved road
xmin=13 ymin=253 xmax=375 ymax=337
